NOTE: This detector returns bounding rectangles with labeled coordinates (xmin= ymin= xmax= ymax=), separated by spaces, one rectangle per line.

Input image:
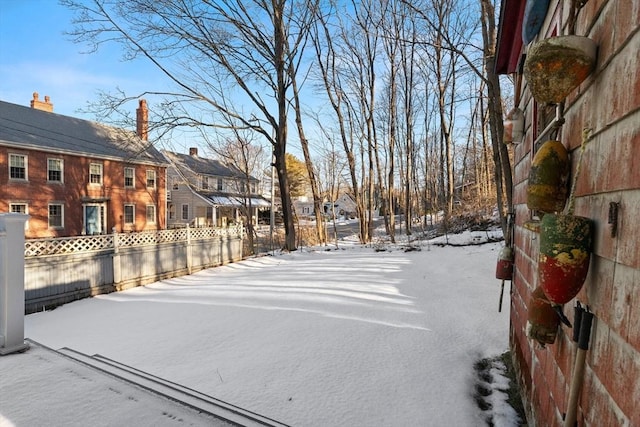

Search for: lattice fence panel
xmin=190 ymin=227 xmax=216 ymax=241
xmin=157 ymin=229 xmax=186 ymax=243
xmin=118 ymin=230 xmax=159 ymax=247
xmin=25 ymin=235 xmax=114 ymax=257
xmin=24 ymin=226 xmax=242 ymax=256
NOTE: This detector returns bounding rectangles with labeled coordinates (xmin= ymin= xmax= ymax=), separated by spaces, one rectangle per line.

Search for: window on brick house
xmin=9 ymin=203 xmax=29 ymax=229
xmin=48 ymin=203 xmax=64 ymax=228
xmin=124 ymin=204 xmax=135 ymax=224
xmin=124 ymin=167 xmax=135 ymax=188
xmin=10 ymin=203 xmax=27 ymax=214
xmin=146 ymin=205 xmax=156 ymax=224
xmin=9 ymin=154 xmax=27 ymax=180
xmin=90 ymin=163 xmax=103 ymax=185
xmin=48 ymin=158 xmax=63 ymax=182
xmin=146 ymin=170 xmax=156 ymax=189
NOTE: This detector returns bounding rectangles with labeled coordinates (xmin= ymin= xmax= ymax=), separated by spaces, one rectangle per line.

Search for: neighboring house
xmin=292 ymin=196 xmax=314 ymax=219
xmin=325 ymin=193 xmax=357 ymax=219
xmin=163 ymin=148 xmax=268 ymax=228
xmin=496 ymin=1 xmax=638 ymax=426
xmin=0 ymin=94 xmax=167 ymax=238
xmin=292 ymin=193 xmax=356 ymax=220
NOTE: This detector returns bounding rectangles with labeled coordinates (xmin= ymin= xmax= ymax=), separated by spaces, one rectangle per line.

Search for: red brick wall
xmin=0 ymin=147 xmax=166 ymax=238
xmin=510 ymin=0 xmax=639 ymax=425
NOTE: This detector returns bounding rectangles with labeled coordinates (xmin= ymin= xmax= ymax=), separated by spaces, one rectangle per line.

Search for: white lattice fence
xmin=25 ymin=235 xmax=113 ymax=257
xmin=117 ymin=230 xmax=162 ymax=248
xmin=24 ymin=226 xmax=243 ymax=257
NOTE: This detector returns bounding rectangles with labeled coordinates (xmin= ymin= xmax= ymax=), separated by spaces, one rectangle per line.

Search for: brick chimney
xmin=189 ymin=147 xmax=198 ymax=157
xmin=30 ymin=92 xmax=53 ymax=112
xmin=136 ymin=99 xmax=148 ymax=141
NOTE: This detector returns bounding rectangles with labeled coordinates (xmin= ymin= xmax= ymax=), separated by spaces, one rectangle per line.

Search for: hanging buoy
xmin=524 ymin=35 xmax=597 ymax=104
xmin=527 ymin=286 xmax=560 ymax=346
xmin=495 ymin=247 xmax=514 ymax=280
xmin=539 ymin=214 xmax=594 ymax=305
xmin=527 ymin=140 xmax=570 ymax=213
xmin=522 ymin=0 xmax=551 ymax=44
xmin=503 ymin=108 xmax=525 ymax=144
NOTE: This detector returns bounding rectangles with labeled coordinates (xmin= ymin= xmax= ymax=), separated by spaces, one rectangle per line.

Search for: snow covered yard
xmin=23 ymin=231 xmax=520 ymax=426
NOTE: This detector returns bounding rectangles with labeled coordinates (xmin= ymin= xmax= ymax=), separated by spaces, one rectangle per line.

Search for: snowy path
xmin=25 ymin=238 xmax=514 ymax=426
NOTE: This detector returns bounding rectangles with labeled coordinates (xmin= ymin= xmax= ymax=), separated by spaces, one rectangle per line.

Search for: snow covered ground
xmin=14 ymin=227 xmax=521 ymax=426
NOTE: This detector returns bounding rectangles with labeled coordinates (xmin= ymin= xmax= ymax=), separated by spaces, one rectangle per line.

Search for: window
xmin=124 ymin=167 xmax=135 ymax=188
xmin=9 ymin=203 xmax=28 ymax=229
xmin=201 ymin=176 xmax=210 ymax=190
xmin=124 ymin=204 xmax=135 ymax=224
xmin=168 ymin=203 xmax=176 ymax=220
xmin=10 ymin=203 xmax=27 ymax=214
xmin=90 ymin=163 xmax=103 ymax=185
xmin=146 ymin=170 xmax=156 ymax=189
xmin=48 ymin=158 xmax=63 ymax=182
xmin=146 ymin=205 xmax=156 ymax=224
xmin=181 ymin=204 xmax=189 ymax=220
xmin=48 ymin=203 xmax=63 ymax=228
xmin=9 ymin=154 xmax=27 ymax=180
xmin=217 ymin=178 xmax=223 ymax=191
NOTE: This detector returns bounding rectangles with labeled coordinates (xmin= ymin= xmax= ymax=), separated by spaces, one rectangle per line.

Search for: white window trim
xmin=9 ymin=153 xmax=28 ymax=181
xmin=89 ymin=162 xmax=103 ymax=186
xmin=124 ymin=167 xmax=135 ymax=188
xmin=124 ymin=204 xmax=136 ymax=225
xmin=47 ymin=157 xmax=64 ymax=183
xmin=48 ymin=203 xmax=64 ymax=229
xmin=201 ymin=175 xmax=210 ymax=190
xmin=9 ymin=203 xmax=29 ymax=230
xmin=146 ymin=169 xmax=157 ymax=189
xmin=146 ymin=204 xmax=156 ymax=224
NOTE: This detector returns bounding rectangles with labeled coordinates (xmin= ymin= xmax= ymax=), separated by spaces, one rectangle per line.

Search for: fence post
xmin=112 ymin=227 xmax=121 ymax=284
xmin=0 ymin=213 xmax=30 ymax=355
xmin=186 ymin=224 xmax=192 ymax=274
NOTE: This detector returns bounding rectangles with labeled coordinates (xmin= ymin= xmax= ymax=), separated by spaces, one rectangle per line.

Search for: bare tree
xmin=63 ymin=0 xmax=322 ymax=251
xmin=402 ymin=0 xmax=513 ymax=236
xmin=202 ymin=118 xmax=266 ymax=255
xmin=309 ymin=1 xmax=381 ymax=244
xmin=479 ymin=0 xmax=513 ymax=238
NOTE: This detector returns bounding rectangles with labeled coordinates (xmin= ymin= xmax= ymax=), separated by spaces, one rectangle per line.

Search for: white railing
xmin=24 ymin=225 xmax=244 ymax=258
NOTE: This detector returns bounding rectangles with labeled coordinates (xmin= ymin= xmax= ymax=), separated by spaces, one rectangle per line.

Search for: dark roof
xmin=0 ymin=100 xmax=166 ymax=165
xmin=495 ymin=0 xmax=526 ymax=75
xmin=162 ymin=150 xmax=256 ymax=180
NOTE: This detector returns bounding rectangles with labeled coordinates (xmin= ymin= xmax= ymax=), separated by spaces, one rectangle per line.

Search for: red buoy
xmin=539 ymin=214 xmax=594 ymax=304
xmin=495 ymin=247 xmax=514 ymax=280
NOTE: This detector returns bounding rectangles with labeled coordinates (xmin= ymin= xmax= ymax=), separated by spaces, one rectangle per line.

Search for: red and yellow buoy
xmin=539 ymin=214 xmax=594 ymax=305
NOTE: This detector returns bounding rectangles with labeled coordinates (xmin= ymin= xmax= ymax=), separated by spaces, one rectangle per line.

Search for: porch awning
xmin=206 ymin=195 xmax=270 ymax=207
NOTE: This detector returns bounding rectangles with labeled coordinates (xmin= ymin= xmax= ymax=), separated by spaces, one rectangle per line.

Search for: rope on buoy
xmin=565 ymin=128 xmax=592 ymax=216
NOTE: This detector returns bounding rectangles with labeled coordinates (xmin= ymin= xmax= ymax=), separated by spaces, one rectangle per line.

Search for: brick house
xmin=496 ymin=1 xmax=639 ymax=425
xmin=163 ymin=147 xmax=268 ymax=228
xmin=0 ymin=94 xmax=167 ymax=238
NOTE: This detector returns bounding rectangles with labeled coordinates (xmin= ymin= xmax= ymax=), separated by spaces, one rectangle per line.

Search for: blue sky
xmin=0 ymin=0 xmax=166 ymax=120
